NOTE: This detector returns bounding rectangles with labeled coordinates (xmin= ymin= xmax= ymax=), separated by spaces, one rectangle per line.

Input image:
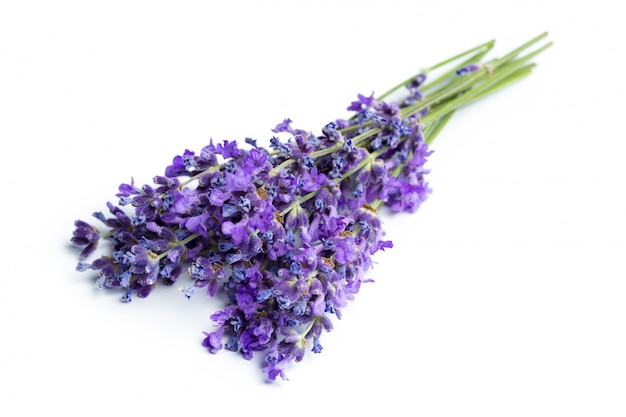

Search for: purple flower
xmin=235 ymin=286 xmax=258 ymax=320
xmin=181 ymin=285 xmax=197 ymax=299
xmin=272 ymin=118 xmax=294 ymax=134
xmin=456 ymin=63 xmax=481 ymax=76
xmin=213 ymin=139 xmax=240 ymax=158
xmin=202 ymin=326 xmax=225 ymax=354
xmin=347 ymin=92 xmax=375 ymax=112
xmin=165 ymin=149 xmax=194 ymax=177
xmin=221 ymin=220 xmax=249 ymax=245
xmin=242 ymin=148 xmax=270 ymax=176
xmin=262 ymin=337 xmax=307 ymax=381
xmin=208 ymin=188 xmax=231 ymax=206
xmin=225 ymin=167 xmax=253 ymax=193
xmin=181 ymin=212 xmax=211 ymax=237
xmin=71 ymin=220 xmax=100 ymax=259
xmin=172 ymin=188 xmax=199 ymax=214
xmin=252 ymin=318 xmax=274 ymax=345
xmin=312 ymin=337 xmax=323 ymax=353
xmin=333 ymin=236 xmax=357 ymax=264
xmin=121 ymin=289 xmax=133 ymax=303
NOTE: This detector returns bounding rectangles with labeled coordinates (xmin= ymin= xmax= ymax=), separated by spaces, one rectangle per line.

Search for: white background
xmin=1 ymin=1 xmax=625 ymax=416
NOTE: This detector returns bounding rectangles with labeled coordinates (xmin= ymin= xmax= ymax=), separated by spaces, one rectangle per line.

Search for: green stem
xmin=468 ymin=65 xmax=534 ymax=102
xmin=421 ymin=42 xmax=552 ymax=127
xmin=490 ymin=32 xmax=549 ymax=69
xmin=421 ymin=44 xmax=494 ymax=94
xmin=100 ymin=231 xmax=115 ymax=239
xmin=308 ymin=127 xmax=382 ymax=160
xmin=377 ymin=39 xmax=495 ymax=101
xmin=340 ymin=149 xmax=384 ymax=181
xmin=423 ymin=110 xmax=456 ymax=146
xmin=416 ymin=37 xmax=552 ymax=125
xmin=180 ymin=165 xmax=220 ymax=188
xmin=280 ymin=192 xmax=316 ymax=217
xmin=156 ymin=232 xmax=200 ymax=260
xmin=270 ymin=158 xmax=297 ymax=176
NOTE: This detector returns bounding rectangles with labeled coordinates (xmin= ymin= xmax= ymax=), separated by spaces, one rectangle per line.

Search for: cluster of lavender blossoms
xmin=72 ymin=81 xmax=432 ymax=380
xmin=72 ymin=33 xmax=550 ymax=380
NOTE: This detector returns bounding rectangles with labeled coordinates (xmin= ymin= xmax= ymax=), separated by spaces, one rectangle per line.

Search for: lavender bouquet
xmin=72 ymin=33 xmax=551 ymax=380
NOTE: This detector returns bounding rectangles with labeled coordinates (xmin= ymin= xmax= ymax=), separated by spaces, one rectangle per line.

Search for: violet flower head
xmin=71 ymin=81 xmax=433 ymax=379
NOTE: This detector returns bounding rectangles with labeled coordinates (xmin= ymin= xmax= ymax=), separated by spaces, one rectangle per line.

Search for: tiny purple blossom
xmin=456 ymin=63 xmax=481 ymax=76
xmin=202 ymin=327 xmax=225 ymax=354
xmin=272 ymin=118 xmax=294 ymax=133
xmin=347 ymin=92 xmax=375 ymax=112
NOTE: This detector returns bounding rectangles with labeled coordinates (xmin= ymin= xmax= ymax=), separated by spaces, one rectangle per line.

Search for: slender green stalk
xmin=421 ymin=41 xmax=553 ymax=126
xmin=421 ymin=45 xmax=494 ymax=94
xmin=404 ymin=35 xmax=550 ymax=122
xmin=423 ymin=110 xmax=456 ymax=146
xmin=156 ymin=232 xmax=200 ymax=260
xmin=490 ymin=32 xmax=549 ymax=69
xmin=377 ymin=39 xmax=495 ymax=101
xmin=468 ymin=65 xmax=535 ymax=102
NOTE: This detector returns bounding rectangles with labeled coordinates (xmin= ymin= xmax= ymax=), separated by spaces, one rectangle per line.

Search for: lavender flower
xmin=72 ymin=33 xmax=551 ymax=381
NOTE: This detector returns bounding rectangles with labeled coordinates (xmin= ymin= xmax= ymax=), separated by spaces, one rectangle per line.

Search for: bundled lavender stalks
xmin=72 ymin=33 xmax=551 ymax=380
